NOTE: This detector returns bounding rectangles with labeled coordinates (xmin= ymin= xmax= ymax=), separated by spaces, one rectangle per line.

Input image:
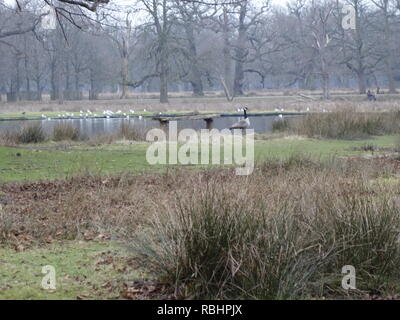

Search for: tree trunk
xmin=15 ymin=56 xmax=21 ymax=101
xmin=357 ymin=70 xmax=367 ymax=94
xmin=233 ymin=2 xmax=248 ymax=97
xmin=185 ymin=23 xmax=204 ymax=97
xmin=222 ymin=7 xmax=233 ymax=97
xmin=120 ymin=38 xmax=129 ymax=99
xmin=386 ymin=62 xmax=397 ymax=93
xmin=382 ymin=3 xmax=397 ymax=93
xmin=50 ymin=61 xmax=57 ymax=100
xmin=158 ymin=30 xmax=169 ymax=103
xmin=65 ymin=61 xmax=71 ymax=91
xmin=75 ymin=73 xmax=80 ymax=92
xmin=35 ymin=78 xmax=42 ymax=101
xmin=160 ymin=56 xmax=168 ymax=103
xmin=56 ymin=64 xmax=64 ymax=105
xmin=89 ymin=68 xmax=98 ymax=100
xmin=322 ymin=73 xmax=330 ymax=100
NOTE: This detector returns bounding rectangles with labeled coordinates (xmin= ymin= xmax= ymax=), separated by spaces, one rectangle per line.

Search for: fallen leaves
xmin=120 ymin=281 xmax=161 ymax=300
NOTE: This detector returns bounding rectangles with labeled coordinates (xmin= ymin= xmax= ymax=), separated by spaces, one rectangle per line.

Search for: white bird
xmin=130 ymin=109 xmax=135 ymax=114
xmin=143 ymin=109 xmax=147 ymax=112
xmin=138 ymin=115 xmax=143 ymax=120
xmin=230 ymin=107 xmax=250 ymax=130
xmin=278 ymin=114 xmax=283 ymax=119
xmin=306 ymin=107 xmax=310 ymax=112
xmin=41 ymin=114 xmax=46 ymax=118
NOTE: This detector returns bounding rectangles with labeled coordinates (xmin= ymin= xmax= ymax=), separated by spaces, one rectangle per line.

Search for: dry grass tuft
xmin=287 ymin=110 xmax=400 ymax=139
xmin=53 ymin=123 xmax=81 ymax=141
xmin=118 ymin=123 xmax=146 ymax=141
xmin=128 ymin=159 xmax=400 ymax=299
xmin=17 ymin=123 xmax=47 ymax=144
xmin=2 ymin=156 xmax=400 ymax=299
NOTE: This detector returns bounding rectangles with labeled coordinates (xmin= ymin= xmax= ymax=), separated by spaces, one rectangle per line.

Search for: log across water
xmin=152 ymin=114 xmax=221 ymax=131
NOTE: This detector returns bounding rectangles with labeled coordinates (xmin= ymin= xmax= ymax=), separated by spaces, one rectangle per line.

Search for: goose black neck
xmin=243 ymin=109 xmax=247 ymax=119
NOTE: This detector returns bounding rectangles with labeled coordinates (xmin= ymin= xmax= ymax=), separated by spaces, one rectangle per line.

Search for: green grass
xmin=0 ymin=143 xmax=151 ymax=182
xmin=0 ymin=135 xmax=396 ymax=182
xmin=254 ymin=135 xmax=396 ymax=161
xmin=0 ymin=134 xmax=399 ymax=300
xmin=0 ymin=241 xmax=144 ymax=300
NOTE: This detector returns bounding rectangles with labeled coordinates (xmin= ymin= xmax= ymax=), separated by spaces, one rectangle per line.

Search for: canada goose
xmin=230 ymin=107 xmax=250 ymax=130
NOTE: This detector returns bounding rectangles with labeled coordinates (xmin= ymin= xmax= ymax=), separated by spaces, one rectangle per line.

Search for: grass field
xmin=0 ymin=135 xmax=396 ymax=182
xmin=0 ymin=241 xmax=148 ymax=300
xmin=2 ymin=97 xmax=400 ymax=300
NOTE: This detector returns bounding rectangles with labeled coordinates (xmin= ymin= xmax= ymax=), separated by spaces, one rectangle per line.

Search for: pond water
xmin=0 ymin=115 xmax=299 ymax=137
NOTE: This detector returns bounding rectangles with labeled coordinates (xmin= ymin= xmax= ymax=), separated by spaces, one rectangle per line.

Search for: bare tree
xmin=371 ymin=0 xmax=397 ymax=93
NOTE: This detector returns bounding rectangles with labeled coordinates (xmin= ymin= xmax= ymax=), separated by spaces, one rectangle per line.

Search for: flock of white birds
xmin=39 ymin=106 xmax=319 ymax=121
xmin=40 ymin=109 xmax=149 ymax=121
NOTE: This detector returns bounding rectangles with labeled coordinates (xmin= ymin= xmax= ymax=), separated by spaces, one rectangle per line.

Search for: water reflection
xmin=0 ymin=115 xmax=298 ymax=137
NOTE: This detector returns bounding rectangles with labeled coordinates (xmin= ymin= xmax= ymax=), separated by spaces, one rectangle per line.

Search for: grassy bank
xmin=0 ymin=135 xmax=396 ymax=182
xmin=2 ymin=156 xmax=400 ymax=299
xmin=274 ymin=110 xmax=400 ymax=139
xmin=131 ymin=161 xmax=400 ymax=299
xmin=0 ymin=241 xmax=147 ymax=300
xmin=2 ymin=107 xmax=400 ymax=300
